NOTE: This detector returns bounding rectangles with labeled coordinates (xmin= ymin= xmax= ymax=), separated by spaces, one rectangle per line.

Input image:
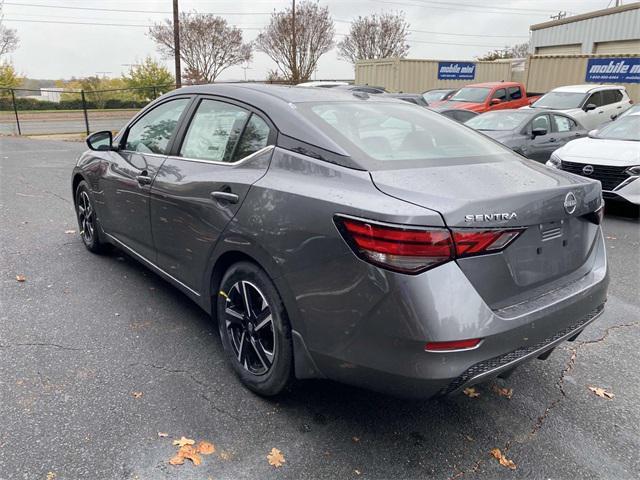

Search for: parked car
xmin=525 ymin=84 xmax=632 ymax=130
xmin=385 ymin=93 xmax=429 ymax=106
xmin=73 ymin=84 xmax=608 ymax=398
xmin=615 ymin=103 xmax=640 ymax=120
xmin=436 ymin=81 xmax=540 ymax=114
xmin=465 ymin=109 xmax=587 ymax=162
xmin=547 ymin=111 xmax=640 ymax=206
xmin=333 ymin=84 xmax=387 ymax=94
xmin=432 ymin=107 xmax=478 ymax=123
xmin=422 ymin=88 xmax=457 ymax=106
xmin=296 ymin=81 xmax=349 ymax=88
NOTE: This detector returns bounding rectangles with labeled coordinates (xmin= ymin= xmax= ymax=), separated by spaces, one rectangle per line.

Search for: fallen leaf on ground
xmin=219 ymin=450 xmax=231 ymax=461
xmin=463 ymin=387 xmax=480 ymax=398
xmin=173 ymin=436 xmax=196 ymax=447
xmin=354 ymin=469 xmax=362 ymax=475
xmin=178 ymin=445 xmax=202 ymax=465
xmin=15 ymin=274 xmax=26 ymax=282
xmin=157 ymin=432 xmax=168 ymax=438
xmin=169 ymin=455 xmax=184 ymax=465
xmin=267 ymin=448 xmax=285 ymax=468
xmin=196 ymin=441 xmax=215 ymax=455
xmin=131 ymin=391 xmax=143 ymax=399
xmin=465 ymin=435 xmax=474 ymax=442
xmin=490 ymin=448 xmax=516 ymax=470
xmin=64 ymin=230 xmax=75 ymax=234
xmin=46 ymin=473 xmax=56 ymax=480
xmin=352 ymin=436 xmax=360 ymax=443
xmin=492 ymin=385 xmax=513 ymax=399
xmin=589 ymin=386 xmax=614 ymax=399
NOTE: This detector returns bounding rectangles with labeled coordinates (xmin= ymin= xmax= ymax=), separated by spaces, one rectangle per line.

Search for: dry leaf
xmin=15 ymin=274 xmax=26 ymax=282
xmin=589 ymin=386 xmax=614 ymax=399
xmin=46 ymin=473 xmax=56 ymax=480
xmin=196 ymin=441 xmax=215 ymax=455
xmin=490 ymin=448 xmax=516 ymax=470
xmin=169 ymin=455 xmax=185 ymax=465
xmin=492 ymin=385 xmax=513 ymax=399
xmin=64 ymin=230 xmax=75 ymax=234
xmin=352 ymin=436 xmax=360 ymax=443
xmin=173 ymin=436 xmax=195 ymax=447
xmin=157 ymin=432 xmax=168 ymax=438
xmin=354 ymin=469 xmax=362 ymax=475
xmin=132 ymin=391 xmax=143 ymax=399
xmin=267 ymin=448 xmax=285 ymax=468
xmin=219 ymin=450 xmax=231 ymax=461
xmin=179 ymin=445 xmax=202 ymax=465
xmin=463 ymin=387 xmax=480 ymax=398
xmin=465 ymin=435 xmax=474 ymax=442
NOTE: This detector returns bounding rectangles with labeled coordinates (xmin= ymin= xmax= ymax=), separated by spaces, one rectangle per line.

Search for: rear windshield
xmin=465 ymin=111 xmax=530 ymax=131
xmin=422 ymin=89 xmax=451 ymax=103
xmin=296 ymin=101 xmax=511 ymax=167
xmin=532 ymin=92 xmax=586 ymax=109
xmin=449 ymin=87 xmax=490 ymax=103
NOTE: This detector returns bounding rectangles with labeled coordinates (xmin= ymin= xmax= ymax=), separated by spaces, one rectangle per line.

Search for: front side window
xmin=531 ymin=115 xmax=550 ymax=132
xmin=586 ymin=92 xmax=605 ymax=108
xmin=492 ymin=89 xmax=507 ymax=101
xmin=299 ymin=101 xmax=509 ymax=166
xmin=125 ymin=98 xmax=190 ymax=154
xmin=180 ymin=99 xmax=250 ymax=162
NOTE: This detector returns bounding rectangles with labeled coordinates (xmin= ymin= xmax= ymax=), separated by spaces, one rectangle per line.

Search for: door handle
xmin=211 ymin=191 xmax=239 ymax=203
xmin=136 ymin=174 xmax=152 ymax=186
xmin=549 ymin=137 xmax=556 ymax=142
xmin=617 ymin=105 xmax=622 ymax=109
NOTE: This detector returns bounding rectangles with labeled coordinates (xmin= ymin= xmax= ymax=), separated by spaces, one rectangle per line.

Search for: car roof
xmin=465 ymin=82 xmax=518 ymax=88
xmin=552 ymin=84 xmax=625 ymax=93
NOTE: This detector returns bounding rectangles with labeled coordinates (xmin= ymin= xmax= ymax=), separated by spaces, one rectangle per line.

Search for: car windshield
xmin=449 ymin=87 xmax=490 ymax=103
xmin=531 ymin=92 xmax=586 ymax=109
xmin=595 ymin=116 xmax=640 ymax=141
xmin=465 ymin=111 xmax=530 ymax=131
xmin=422 ymin=90 xmax=451 ymax=103
xmin=297 ymin=101 xmax=510 ymax=166
xmin=618 ymin=105 xmax=640 ymax=119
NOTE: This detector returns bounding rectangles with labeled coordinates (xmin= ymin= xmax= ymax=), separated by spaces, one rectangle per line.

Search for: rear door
xmin=551 ymin=114 xmax=585 ymax=148
xmin=101 ymin=97 xmax=192 ymax=260
xmin=488 ymin=88 xmax=509 ymax=111
xmin=602 ymin=89 xmax=625 ymax=120
xmin=149 ymin=96 xmax=276 ymax=292
xmin=582 ymin=91 xmax=607 ymax=129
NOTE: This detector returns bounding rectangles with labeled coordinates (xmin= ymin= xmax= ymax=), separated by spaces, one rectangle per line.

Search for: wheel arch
xmin=71 ymin=172 xmax=86 ymax=205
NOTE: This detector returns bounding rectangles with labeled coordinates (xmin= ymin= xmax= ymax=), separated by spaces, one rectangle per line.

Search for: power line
xmin=405 ymin=0 xmax=560 ymax=14
xmin=365 ymin=0 xmax=552 ymax=16
xmin=3 ymin=1 xmax=272 ymax=15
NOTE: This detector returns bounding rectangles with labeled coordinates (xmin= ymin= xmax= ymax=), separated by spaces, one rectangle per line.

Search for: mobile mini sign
xmin=585 ymin=58 xmax=640 ymax=84
xmin=438 ymin=62 xmax=476 ymax=81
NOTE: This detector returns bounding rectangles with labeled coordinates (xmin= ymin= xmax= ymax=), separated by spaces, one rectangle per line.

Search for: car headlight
xmin=625 ymin=165 xmax=640 ymax=176
xmin=546 ymin=153 xmax=562 ymax=168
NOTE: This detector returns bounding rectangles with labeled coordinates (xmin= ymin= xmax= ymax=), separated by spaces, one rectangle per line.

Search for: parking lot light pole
xmin=173 ymin=0 xmax=182 ymax=88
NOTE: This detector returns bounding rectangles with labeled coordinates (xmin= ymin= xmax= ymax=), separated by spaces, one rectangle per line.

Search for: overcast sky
xmin=3 ymin=0 xmax=612 ymax=81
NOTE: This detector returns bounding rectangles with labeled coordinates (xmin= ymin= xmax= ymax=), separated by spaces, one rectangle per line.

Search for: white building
xmin=529 ymin=2 xmax=640 ymax=56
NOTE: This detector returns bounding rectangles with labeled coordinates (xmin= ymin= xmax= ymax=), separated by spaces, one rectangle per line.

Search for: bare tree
xmin=256 ymin=1 xmax=334 ymax=84
xmin=149 ymin=12 xmax=252 ymax=83
xmin=476 ymin=42 xmax=530 ymax=61
xmin=0 ymin=3 xmax=19 ymax=58
xmin=337 ymin=12 xmax=410 ymax=64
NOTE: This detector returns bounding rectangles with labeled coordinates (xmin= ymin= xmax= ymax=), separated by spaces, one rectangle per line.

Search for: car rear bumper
xmin=292 ymin=228 xmax=608 ymax=398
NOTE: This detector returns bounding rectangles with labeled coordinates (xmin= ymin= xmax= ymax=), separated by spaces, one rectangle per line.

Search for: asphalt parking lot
xmin=1 ymin=136 xmax=639 ymax=480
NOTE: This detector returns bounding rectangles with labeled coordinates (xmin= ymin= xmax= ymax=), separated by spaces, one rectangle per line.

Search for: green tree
xmin=123 ymin=57 xmax=174 ymax=99
xmin=0 ymin=62 xmax=20 ymax=89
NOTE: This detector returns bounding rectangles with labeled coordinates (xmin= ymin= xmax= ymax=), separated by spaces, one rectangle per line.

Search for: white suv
xmin=523 ymin=84 xmax=632 ymax=130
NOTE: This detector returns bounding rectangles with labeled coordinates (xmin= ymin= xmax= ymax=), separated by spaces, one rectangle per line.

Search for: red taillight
xmin=336 ymin=216 xmax=524 ymax=274
xmin=425 ymin=338 xmax=482 ymax=351
xmin=452 ymin=229 xmax=523 ymax=257
xmin=338 ymin=218 xmax=453 ymax=273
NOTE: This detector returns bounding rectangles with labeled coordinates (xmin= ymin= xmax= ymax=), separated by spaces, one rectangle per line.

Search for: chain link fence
xmin=0 ymin=80 xmax=354 ymax=136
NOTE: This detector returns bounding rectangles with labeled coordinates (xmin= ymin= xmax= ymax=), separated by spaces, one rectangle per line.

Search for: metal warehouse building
xmin=529 ymin=2 xmax=640 ymax=55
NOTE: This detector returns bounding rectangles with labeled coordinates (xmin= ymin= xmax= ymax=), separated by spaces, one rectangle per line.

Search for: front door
xmin=150 ymin=97 xmax=275 ymax=292
xmin=525 ymin=114 xmax=557 ymax=162
xmin=100 ymin=97 xmax=191 ymax=260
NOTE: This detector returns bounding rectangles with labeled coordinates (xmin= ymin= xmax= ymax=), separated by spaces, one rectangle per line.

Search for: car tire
xmin=217 ymin=261 xmax=293 ymax=396
xmin=75 ymin=180 xmax=108 ymax=254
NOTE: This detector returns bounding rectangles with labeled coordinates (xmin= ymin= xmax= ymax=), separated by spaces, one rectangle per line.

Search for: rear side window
xmin=602 ymin=89 xmax=623 ymax=105
xmin=180 ymin=99 xmax=249 ymax=162
xmin=298 ymin=101 xmax=509 ymax=166
xmin=232 ymin=115 xmax=271 ymax=161
xmin=507 ymin=86 xmax=522 ymax=100
xmin=125 ymin=98 xmax=190 ymax=154
xmin=552 ymin=115 xmax=577 ymax=132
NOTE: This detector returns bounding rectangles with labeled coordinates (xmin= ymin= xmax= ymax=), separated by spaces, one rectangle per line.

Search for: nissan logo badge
xmin=582 ymin=165 xmax=594 ymax=175
xmin=564 ymin=192 xmax=577 ymax=215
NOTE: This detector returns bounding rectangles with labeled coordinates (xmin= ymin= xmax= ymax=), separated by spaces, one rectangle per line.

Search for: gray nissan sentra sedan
xmin=71 ymin=84 xmax=609 ymax=398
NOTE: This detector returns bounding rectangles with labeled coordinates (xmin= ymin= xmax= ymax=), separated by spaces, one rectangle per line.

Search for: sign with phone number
xmin=585 ymin=58 xmax=640 ymax=84
xmin=438 ymin=62 xmax=476 ymax=80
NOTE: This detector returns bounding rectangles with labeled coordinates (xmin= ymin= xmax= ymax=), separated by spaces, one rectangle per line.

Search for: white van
xmin=523 ymin=84 xmax=632 ymax=130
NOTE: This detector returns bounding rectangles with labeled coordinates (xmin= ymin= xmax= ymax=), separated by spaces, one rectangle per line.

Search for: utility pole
xmin=291 ymin=0 xmax=297 ymax=84
xmin=173 ymin=0 xmax=182 ymax=88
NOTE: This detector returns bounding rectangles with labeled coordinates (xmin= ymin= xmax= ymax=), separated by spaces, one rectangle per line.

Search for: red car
xmin=436 ymin=82 xmax=541 ymax=114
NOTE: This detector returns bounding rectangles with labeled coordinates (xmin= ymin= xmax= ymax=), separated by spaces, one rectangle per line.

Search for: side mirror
xmin=588 ymin=129 xmax=599 ymax=138
xmin=490 ymin=98 xmax=502 ymax=105
xmin=584 ymin=103 xmax=596 ymax=112
xmin=531 ymin=127 xmax=547 ymax=138
xmin=86 ymin=131 xmax=114 ymax=151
